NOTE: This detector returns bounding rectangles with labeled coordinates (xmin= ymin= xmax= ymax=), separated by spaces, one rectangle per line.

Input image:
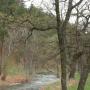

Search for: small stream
xmin=0 ymin=74 xmax=59 ymax=90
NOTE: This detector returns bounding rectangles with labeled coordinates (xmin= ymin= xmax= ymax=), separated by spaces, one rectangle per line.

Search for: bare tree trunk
xmin=77 ymin=51 xmax=90 ymax=90
xmin=69 ymin=8 xmax=79 ymax=79
xmin=55 ymin=0 xmax=75 ymax=89
xmin=77 ymin=65 xmax=89 ymax=90
xmin=55 ymin=0 xmax=83 ymax=90
xmin=69 ymin=63 xmax=76 ymax=79
xmin=55 ymin=0 xmax=68 ymax=90
xmin=69 ymin=51 xmax=83 ymax=79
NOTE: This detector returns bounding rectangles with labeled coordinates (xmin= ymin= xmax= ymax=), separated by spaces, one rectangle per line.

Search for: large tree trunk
xmin=55 ymin=0 xmax=67 ymax=89
xmin=55 ymin=0 xmax=83 ymax=90
xmin=55 ymin=0 xmax=73 ymax=90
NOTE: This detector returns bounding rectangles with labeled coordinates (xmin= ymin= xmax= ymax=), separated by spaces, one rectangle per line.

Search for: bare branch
xmin=72 ymin=0 xmax=83 ymax=9
xmin=32 ymin=26 xmax=56 ymax=31
xmin=24 ymin=28 xmax=34 ymax=43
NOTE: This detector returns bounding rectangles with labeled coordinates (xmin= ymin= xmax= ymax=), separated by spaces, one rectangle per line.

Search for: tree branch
xmin=72 ymin=0 xmax=83 ymax=9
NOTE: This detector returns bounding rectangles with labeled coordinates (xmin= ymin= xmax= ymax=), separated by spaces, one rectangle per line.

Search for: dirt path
xmin=0 ymin=75 xmax=28 ymax=86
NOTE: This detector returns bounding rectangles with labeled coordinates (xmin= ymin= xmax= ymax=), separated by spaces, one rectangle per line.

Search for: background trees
xmin=0 ymin=0 xmax=90 ymax=90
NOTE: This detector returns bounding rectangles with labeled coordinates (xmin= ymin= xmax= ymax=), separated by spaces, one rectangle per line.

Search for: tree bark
xmin=69 ymin=51 xmax=83 ymax=79
xmin=55 ymin=0 xmax=68 ymax=90
xmin=77 ymin=65 xmax=89 ymax=90
xmin=55 ymin=0 xmax=83 ymax=90
xmin=69 ymin=63 xmax=76 ymax=79
xmin=77 ymin=51 xmax=90 ymax=90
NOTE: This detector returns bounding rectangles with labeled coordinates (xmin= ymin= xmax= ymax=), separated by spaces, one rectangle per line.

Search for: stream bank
xmin=0 ymin=74 xmax=59 ymax=90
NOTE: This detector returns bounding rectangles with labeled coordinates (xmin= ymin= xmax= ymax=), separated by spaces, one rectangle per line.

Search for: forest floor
xmin=0 ymin=74 xmax=78 ymax=90
xmin=43 ymin=79 xmax=78 ymax=90
xmin=0 ymin=73 xmax=90 ymax=90
xmin=44 ymin=73 xmax=90 ymax=90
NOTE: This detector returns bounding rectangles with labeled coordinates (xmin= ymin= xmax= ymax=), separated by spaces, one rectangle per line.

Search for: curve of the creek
xmin=0 ymin=74 xmax=59 ymax=90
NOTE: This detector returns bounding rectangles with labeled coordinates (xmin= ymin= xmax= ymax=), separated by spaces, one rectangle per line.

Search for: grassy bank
xmin=44 ymin=74 xmax=90 ymax=90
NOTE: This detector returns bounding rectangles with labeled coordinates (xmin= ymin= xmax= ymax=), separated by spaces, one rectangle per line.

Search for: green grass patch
xmin=6 ymin=65 xmax=25 ymax=75
xmin=45 ymin=81 xmax=60 ymax=90
xmin=4 ymin=56 xmax=26 ymax=76
xmin=69 ymin=73 xmax=90 ymax=90
xmin=44 ymin=73 xmax=90 ymax=90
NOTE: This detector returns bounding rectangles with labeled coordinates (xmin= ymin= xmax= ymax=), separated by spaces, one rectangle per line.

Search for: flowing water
xmin=0 ymin=74 xmax=59 ymax=90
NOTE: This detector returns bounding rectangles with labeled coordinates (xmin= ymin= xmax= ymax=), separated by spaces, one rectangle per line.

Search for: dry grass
xmin=44 ymin=81 xmax=60 ymax=90
xmin=43 ymin=79 xmax=78 ymax=90
xmin=0 ymin=75 xmax=28 ymax=86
